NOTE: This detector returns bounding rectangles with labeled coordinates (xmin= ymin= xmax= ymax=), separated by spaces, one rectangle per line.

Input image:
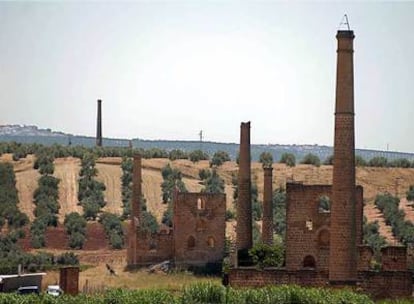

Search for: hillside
xmin=2 ymin=124 xmax=414 ymax=162
xmin=2 ymin=154 xmax=414 ymax=246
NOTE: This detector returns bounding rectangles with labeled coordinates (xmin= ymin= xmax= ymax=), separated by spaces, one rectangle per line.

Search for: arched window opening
xmin=197 ymin=197 xmax=205 ymax=210
xmin=303 ymin=255 xmax=316 ymax=268
xmin=187 ymin=236 xmax=195 ymax=249
xmin=318 ymin=195 xmax=331 ymax=213
xmin=207 ymin=236 xmax=215 ymax=248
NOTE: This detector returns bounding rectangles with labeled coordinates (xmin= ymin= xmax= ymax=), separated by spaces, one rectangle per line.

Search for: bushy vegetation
xmin=168 ymin=149 xmax=188 ymax=161
xmin=161 ymin=164 xmax=187 ymax=204
xmin=363 ymin=217 xmax=386 ymax=263
xmin=248 ymin=242 xmax=284 ymax=268
xmin=375 ymin=193 xmax=414 ymax=245
xmin=161 ymin=164 xmax=187 ymax=227
xmin=231 ymin=174 xmax=262 ymax=221
xmin=368 ymin=156 xmax=388 ymax=167
xmin=259 ymin=152 xmax=273 ymax=168
xmin=279 ymin=153 xmax=296 ymax=167
xmin=301 ymin=153 xmax=321 ymax=167
xmin=273 ymin=188 xmax=287 ymax=240
xmin=210 ymin=151 xmax=230 ymax=167
xmin=0 ymin=163 xmax=28 ymax=230
xmin=406 ymin=185 xmax=414 ymax=201
xmin=200 ymin=169 xmax=225 ymax=194
xmin=120 ymin=157 xmax=133 ymax=219
xmin=78 ymin=153 xmax=106 ymax=220
xmin=0 ymin=283 xmax=383 ymax=304
xmin=188 ymin=149 xmax=209 ymax=162
xmin=64 ymin=212 xmax=87 ymax=249
xmin=0 ymin=231 xmax=78 ymax=274
xmin=99 ymin=212 xmax=125 ymax=249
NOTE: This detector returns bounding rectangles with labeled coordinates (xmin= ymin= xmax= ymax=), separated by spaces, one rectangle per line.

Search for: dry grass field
xmin=2 ymin=154 xmax=414 ymax=289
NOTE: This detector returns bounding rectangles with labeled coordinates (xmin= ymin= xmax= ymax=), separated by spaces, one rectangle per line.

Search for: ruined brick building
xmin=126 ymin=154 xmax=226 ymax=268
xmin=228 ymin=30 xmax=413 ymax=299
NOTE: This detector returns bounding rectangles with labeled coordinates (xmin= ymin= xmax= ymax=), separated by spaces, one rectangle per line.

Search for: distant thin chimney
xmin=96 ymin=99 xmax=102 ymax=147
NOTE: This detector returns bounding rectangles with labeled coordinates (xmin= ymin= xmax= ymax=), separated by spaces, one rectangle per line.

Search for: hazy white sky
xmin=1 ymin=1 xmax=413 ymax=152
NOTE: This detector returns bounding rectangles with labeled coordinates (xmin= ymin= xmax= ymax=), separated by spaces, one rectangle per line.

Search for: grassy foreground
xmin=0 ymin=281 xmax=407 ymax=304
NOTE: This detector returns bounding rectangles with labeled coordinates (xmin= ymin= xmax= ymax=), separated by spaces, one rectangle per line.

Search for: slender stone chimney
xmin=262 ymin=167 xmax=273 ymax=245
xmin=127 ymin=154 xmax=142 ymax=266
xmin=329 ymin=30 xmax=357 ymax=285
xmin=96 ymin=99 xmax=102 ymax=147
xmin=236 ymin=122 xmax=252 ymax=252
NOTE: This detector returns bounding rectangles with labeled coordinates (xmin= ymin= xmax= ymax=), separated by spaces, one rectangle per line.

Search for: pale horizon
xmin=1 ymin=1 xmax=413 ymax=153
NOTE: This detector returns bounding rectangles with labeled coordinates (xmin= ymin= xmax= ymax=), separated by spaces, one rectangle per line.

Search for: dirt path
xmin=399 ymin=197 xmax=414 ymax=223
xmin=54 ymin=157 xmax=82 ymax=221
xmin=14 ymin=156 xmax=39 ymax=222
xmin=96 ymin=162 xmax=122 ymax=216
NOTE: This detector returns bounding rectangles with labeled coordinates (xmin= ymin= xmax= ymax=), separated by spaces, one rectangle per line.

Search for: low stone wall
xmin=229 ymin=268 xmax=412 ymax=299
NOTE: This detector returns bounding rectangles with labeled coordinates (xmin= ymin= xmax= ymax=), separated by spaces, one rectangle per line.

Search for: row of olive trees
xmin=259 ymin=151 xmax=414 ymax=168
xmin=120 ymin=157 xmax=158 ymax=236
xmin=375 ymin=192 xmax=414 ymax=245
xmin=0 ymin=163 xmax=28 ymax=230
xmin=30 ymin=149 xmax=61 ymax=248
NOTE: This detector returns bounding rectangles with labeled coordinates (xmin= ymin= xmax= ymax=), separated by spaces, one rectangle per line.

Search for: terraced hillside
xmin=2 ymin=154 xmax=414 ymax=246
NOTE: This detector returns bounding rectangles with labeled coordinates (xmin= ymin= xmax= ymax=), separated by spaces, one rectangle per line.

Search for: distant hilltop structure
xmin=0 ymin=124 xmax=413 ymax=162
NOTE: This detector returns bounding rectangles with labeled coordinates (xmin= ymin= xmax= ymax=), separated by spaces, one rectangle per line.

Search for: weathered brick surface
xmin=262 ymin=167 xmax=273 ymax=245
xmin=330 ymin=30 xmax=357 ymax=283
xmin=60 ymin=266 xmax=79 ymax=295
xmin=127 ymin=190 xmax=226 ymax=267
xmin=358 ymin=245 xmax=374 ymax=271
xmin=174 ymin=193 xmax=226 ymax=266
xmin=96 ymin=99 xmax=102 ymax=147
xmin=381 ymin=246 xmax=407 ymax=271
xmin=285 ymin=183 xmax=363 ymax=272
xmin=358 ymin=271 xmax=412 ymax=299
xmin=127 ymin=154 xmax=142 ymax=265
xmin=236 ymin=122 xmax=252 ymax=251
xmin=229 ymin=268 xmax=412 ymax=299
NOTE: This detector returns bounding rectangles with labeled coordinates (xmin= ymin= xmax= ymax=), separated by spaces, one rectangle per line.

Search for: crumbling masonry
xmin=228 ymin=29 xmax=413 ymax=299
xmin=127 ymin=155 xmax=226 ymax=268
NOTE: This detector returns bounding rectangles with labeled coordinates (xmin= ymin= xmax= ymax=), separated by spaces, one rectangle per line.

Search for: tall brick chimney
xmin=96 ymin=99 xmax=102 ymax=147
xmin=236 ymin=122 xmax=252 ymax=252
xmin=127 ymin=154 xmax=142 ymax=266
xmin=262 ymin=167 xmax=273 ymax=245
xmin=329 ymin=30 xmax=357 ymax=285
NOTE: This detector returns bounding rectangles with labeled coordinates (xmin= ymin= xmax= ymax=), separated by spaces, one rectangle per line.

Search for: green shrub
xmin=301 ymin=153 xmax=321 ymax=167
xmin=259 ymin=152 xmax=273 ymax=168
xmin=249 ymin=242 xmax=284 ymax=268
xmin=210 ymin=151 xmax=231 ymax=167
xmin=279 ymin=153 xmax=296 ymax=167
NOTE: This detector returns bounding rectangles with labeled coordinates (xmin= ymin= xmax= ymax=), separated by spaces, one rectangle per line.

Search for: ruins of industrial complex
xmin=125 ymin=28 xmax=413 ymax=299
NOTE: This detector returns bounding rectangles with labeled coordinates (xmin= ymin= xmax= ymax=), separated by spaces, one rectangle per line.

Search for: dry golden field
xmin=2 ymin=153 xmax=414 ymax=289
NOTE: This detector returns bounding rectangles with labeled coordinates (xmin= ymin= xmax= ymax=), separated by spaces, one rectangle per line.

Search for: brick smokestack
xmin=96 ymin=99 xmax=102 ymax=147
xmin=127 ymin=154 xmax=142 ymax=266
xmin=262 ymin=167 xmax=273 ymax=245
xmin=236 ymin=122 xmax=252 ymax=251
xmin=329 ymin=30 xmax=357 ymax=285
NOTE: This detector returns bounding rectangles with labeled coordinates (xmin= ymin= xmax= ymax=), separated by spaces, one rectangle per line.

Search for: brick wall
xmin=285 ymin=183 xmax=363 ymax=272
xmin=381 ymin=246 xmax=407 ymax=271
xmin=236 ymin=122 xmax=252 ymax=251
xmin=229 ymin=268 xmax=412 ymax=299
xmin=173 ymin=192 xmax=226 ymax=266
